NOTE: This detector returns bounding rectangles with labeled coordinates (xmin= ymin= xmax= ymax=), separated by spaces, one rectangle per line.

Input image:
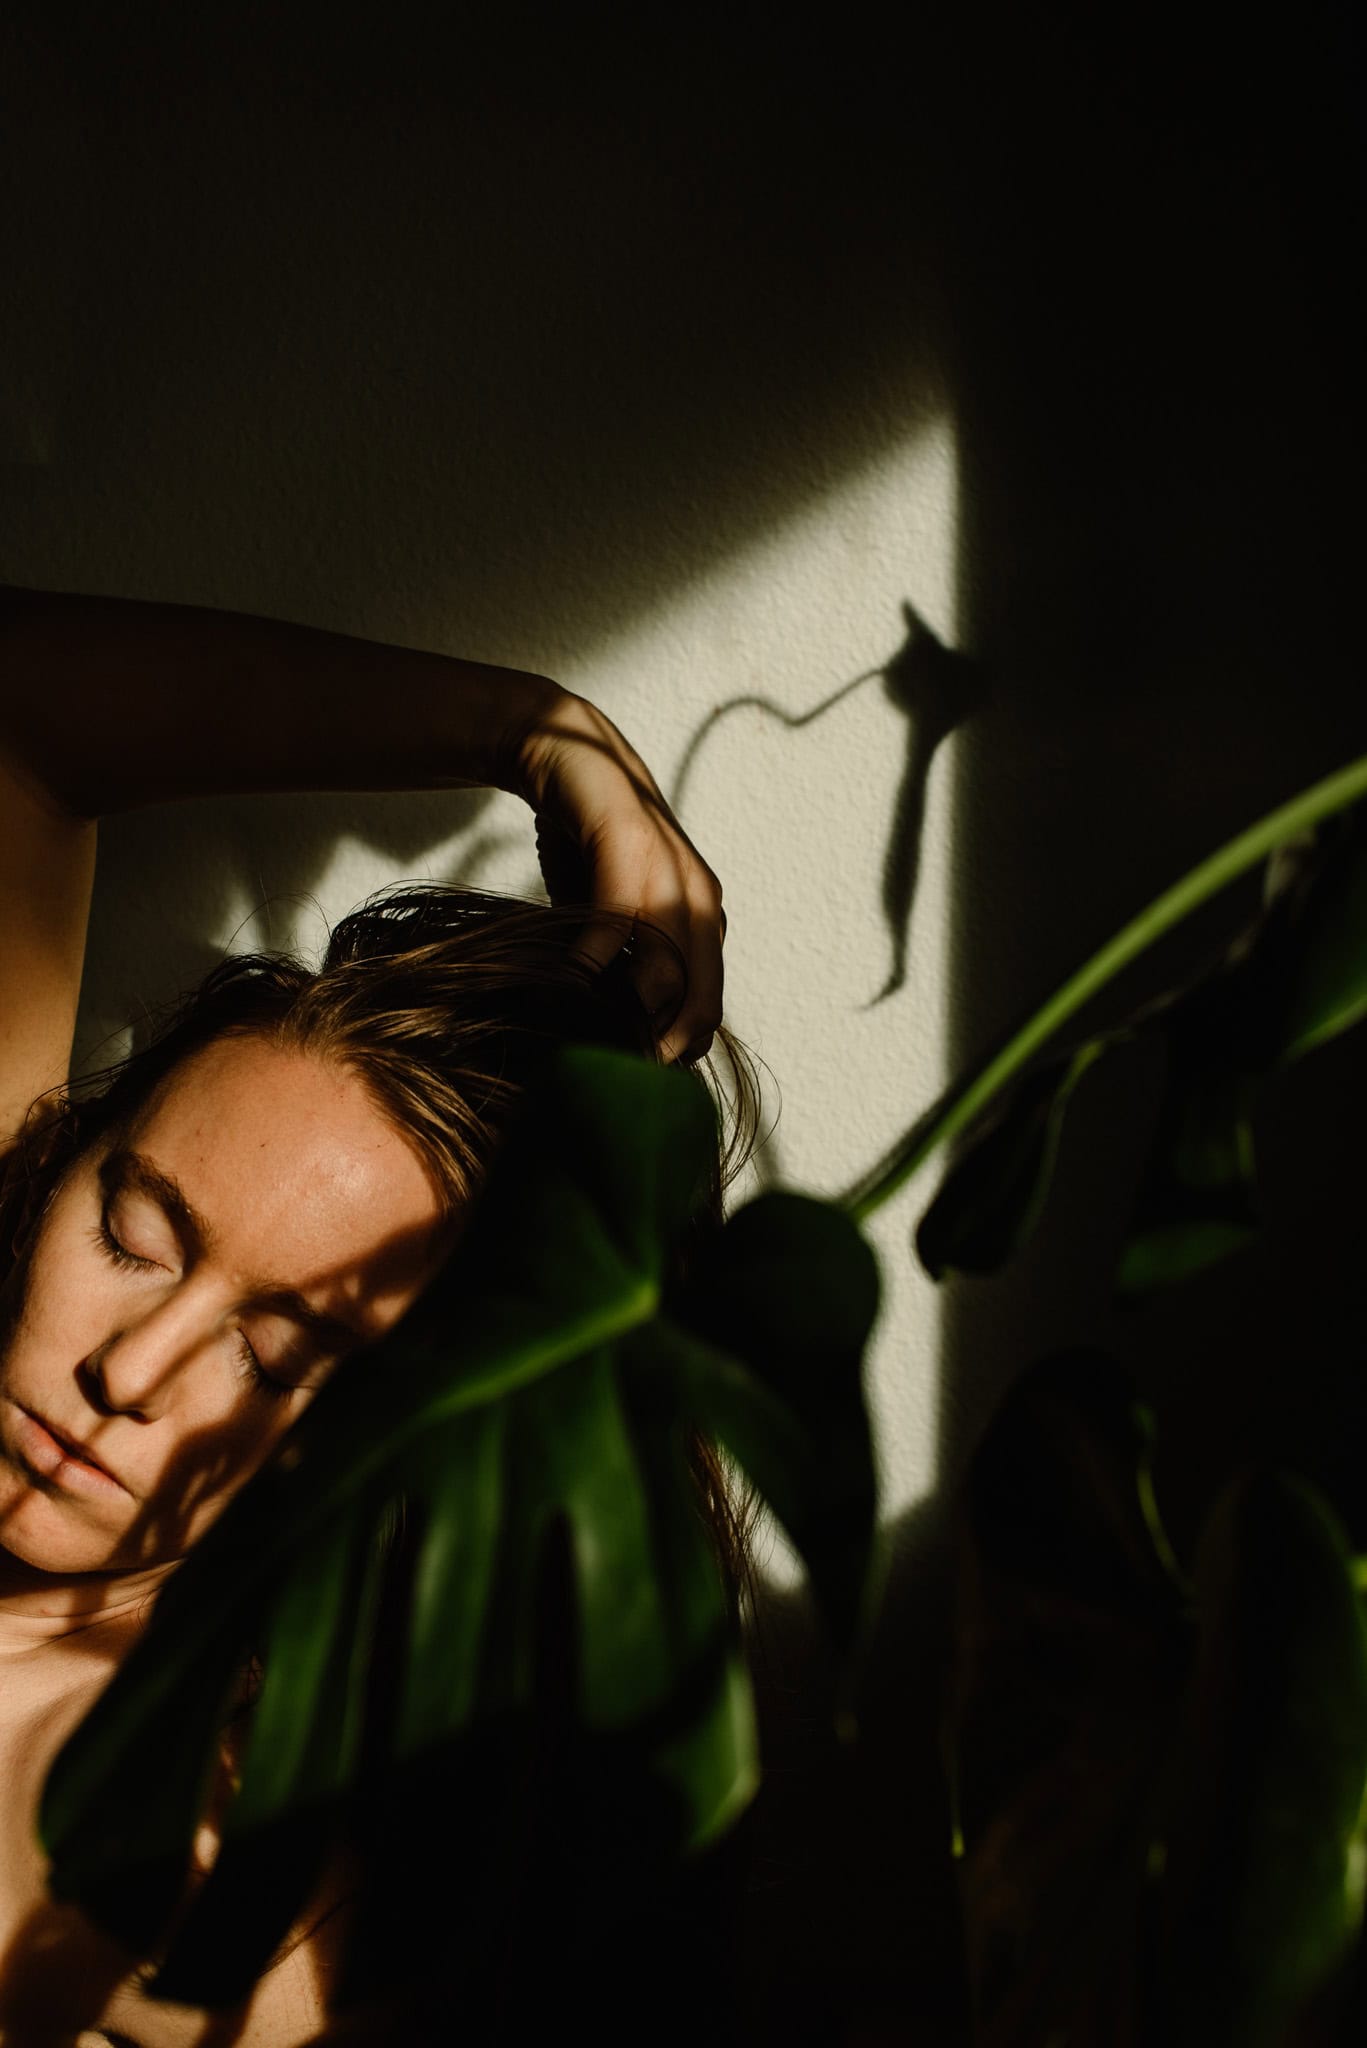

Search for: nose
xmin=84 ymin=1291 xmax=218 ymax=1421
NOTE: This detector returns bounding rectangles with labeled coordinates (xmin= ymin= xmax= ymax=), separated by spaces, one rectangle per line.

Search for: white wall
xmin=1 ymin=18 xmax=962 ymax=1592
xmin=5 ymin=11 xmax=1361 ymax=2033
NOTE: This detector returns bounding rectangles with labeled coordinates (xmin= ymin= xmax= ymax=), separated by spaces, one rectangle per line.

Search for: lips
xmin=30 ymin=1410 xmax=121 ymax=1483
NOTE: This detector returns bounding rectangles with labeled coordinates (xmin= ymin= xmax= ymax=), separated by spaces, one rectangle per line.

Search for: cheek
xmin=162 ymin=1410 xmax=292 ymax=1520
xmin=4 ymin=1214 xmax=114 ymax=1368
xmin=153 ymin=1401 xmax=306 ymax=1563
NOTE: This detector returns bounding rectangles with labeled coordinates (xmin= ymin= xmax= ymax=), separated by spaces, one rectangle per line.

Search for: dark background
xmin=690 ymin=8 xmax=1367 ymax=2042
xmin=4 ymin=4 xmax=1364 ymax=2040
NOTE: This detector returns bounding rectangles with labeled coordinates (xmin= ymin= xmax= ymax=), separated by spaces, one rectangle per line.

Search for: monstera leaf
xmin=948 ymin=1351 xmax=1367 ymax=2047
xmin=1117 ymin=802 xmax=1367 ymax=1298
xmin=1113 ymin=959 xmax=1264 ymax=1296
xmin=1268 ymin=804 xmax=1367 ymax=1064
xmin=1153 ymin=1470 xmax=1367 ymax=2048
xmin=916 ymin=1036 xmax=1120 ymax=1280
xmin=39 ymin=1047 xmax=879 ymax=2011
xmin=948 ymin=1350 xmax=1192 ymax=2045
xmin=846 ymin=758 xmax=1367 ymax=1297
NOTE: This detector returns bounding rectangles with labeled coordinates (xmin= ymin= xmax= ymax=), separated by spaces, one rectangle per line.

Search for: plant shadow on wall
xmin=19 ymin=749 xmax=1367 ymax=2040
xmin=671 ymin=598 xmax=988 ymax=1022
xmin=76 ymin=786 xmax=521 ymax=1070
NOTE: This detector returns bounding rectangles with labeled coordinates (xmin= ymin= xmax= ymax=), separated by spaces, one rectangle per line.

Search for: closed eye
xmin=90 ymin=1216 xmax=160 ymax=1273
xmin=89 ymin=1216 xmax=295 ymax=1401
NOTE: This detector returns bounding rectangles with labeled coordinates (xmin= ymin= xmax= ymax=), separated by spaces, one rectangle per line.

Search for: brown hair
xmin=0 ymin=882 xmax=762 ymax=1611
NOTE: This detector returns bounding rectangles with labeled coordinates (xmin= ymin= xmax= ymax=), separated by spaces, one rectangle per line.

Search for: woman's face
xmin=0 ymin=1035 xmax=449 ymax=1580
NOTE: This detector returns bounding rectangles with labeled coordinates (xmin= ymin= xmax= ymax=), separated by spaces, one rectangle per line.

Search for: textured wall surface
xmin=1 ymin=14 xmax=964 ymax=1576
xmin=3 ymin=9 xmax=1363 ymax=2037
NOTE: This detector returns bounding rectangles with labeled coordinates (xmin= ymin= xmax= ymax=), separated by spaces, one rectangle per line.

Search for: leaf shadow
xmin=670 ymin=600 xmax=988 ymax=1018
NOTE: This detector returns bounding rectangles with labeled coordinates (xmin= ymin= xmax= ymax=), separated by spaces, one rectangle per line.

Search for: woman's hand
xmin=0 ymin=586 xmax=727 ymax=1063
xmin=507 ymin=688 xmax=726 ymax=1067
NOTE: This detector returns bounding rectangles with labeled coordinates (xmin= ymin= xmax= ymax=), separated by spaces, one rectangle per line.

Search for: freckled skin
xmin=0 ymin=1039 xmax=451 ymax=2042
xmin=0 ymin=1036 xmax=449 ymax=1595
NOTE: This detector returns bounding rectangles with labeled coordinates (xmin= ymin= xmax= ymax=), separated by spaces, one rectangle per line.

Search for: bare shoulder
xmin=76 ymin=1849 xmax=365 ymax=2047
xmin=0 ymin=741 xmax=97 ymax=1150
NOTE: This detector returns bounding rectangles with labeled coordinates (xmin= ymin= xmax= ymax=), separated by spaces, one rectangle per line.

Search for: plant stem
xmin=845 ymin=753 xmax=1367 ymax=1223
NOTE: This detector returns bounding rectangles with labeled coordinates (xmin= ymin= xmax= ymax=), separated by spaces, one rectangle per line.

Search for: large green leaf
xmin=845 ymin=754 xmax=1367 ymax=1231
xmin=1268 ymin=804 xmax=1367 ymax=1064
xmin=148 ymin=1505 xmax=392 ymax=2004
xmin=1114 ymin=963 xmax=1263 ymax=1297
xmin=878 ymin=775 xmax=1367 ymax=1297
xmin=39 ymin=1047 xmax=878 ymax=2011
xmin=841 ymin=757 xmax=1367 ymax=1302
xmin=1117 ymin=799 xmax=1367 ymax=1298
xmin=946 ymin=1351 xmax=1188 ymax=2039
xmin=947 ymin=1350 xmax=1192 ymax=2046
xmin=664 ymin=1190 xmax=880 ymax=1663
xmin=915 ymin=1036 xmax=1117 ymax=1281
xmin=948 ymin=1353 xmax=1367 ymax=2046
xmin=1152 ymin=1471 xmax=1367 ymax=2048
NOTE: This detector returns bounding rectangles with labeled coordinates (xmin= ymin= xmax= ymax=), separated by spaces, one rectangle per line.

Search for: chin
xmin=0 ymin=1468 xmax=130 ymax=1576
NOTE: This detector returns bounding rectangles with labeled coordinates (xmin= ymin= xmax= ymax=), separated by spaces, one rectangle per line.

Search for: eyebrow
xmin=100 ymin=1147 xmax=367 ymax=1353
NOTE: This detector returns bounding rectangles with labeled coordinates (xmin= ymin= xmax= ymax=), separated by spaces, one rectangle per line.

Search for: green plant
xmin=38 ymin=750 xmax=1367 ymax=2039
xmin=850 ymin=752 xmax=1367 ymax=2045
xmin=39 ymin=1045 xmax=879 ymax=2012
xmin=946 ymin=1351 xmax=1367 ymax=2047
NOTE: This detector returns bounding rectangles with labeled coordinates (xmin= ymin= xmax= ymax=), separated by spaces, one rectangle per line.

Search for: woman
xmin=0 ymin=583 xmax=746 ymax=2044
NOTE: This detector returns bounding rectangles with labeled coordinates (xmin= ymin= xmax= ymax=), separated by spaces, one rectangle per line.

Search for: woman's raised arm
xmin=0 ymin=744 xmax=96 ymax=1149
xmin=0 ymin=584 xmax=724 ymax=1065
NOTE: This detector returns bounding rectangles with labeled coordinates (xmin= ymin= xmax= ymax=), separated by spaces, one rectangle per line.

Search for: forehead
xmin=114 ymin=1035 xmax=447 ymax=1314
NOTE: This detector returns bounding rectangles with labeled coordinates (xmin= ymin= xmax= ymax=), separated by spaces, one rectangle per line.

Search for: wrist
xmin=500 ymin=678 xmax=582 ymax=809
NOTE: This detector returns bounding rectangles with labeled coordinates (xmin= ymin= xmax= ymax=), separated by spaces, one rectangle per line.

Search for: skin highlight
xmin=0 ymin=581 xmax=735 ymax=2038
xmin=0 ymin=896 xmax=751 ymax=2039
xmin=0 ymin=1034 xmax=451 ymax=1629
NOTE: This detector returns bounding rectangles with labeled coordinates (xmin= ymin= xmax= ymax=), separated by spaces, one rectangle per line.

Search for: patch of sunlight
xmin=205 ymin=412 xmax=962 ymax=1609
xmin=204 ymin=827 xmax=543 ymax=969
xmin=562 ymin=413 xmax=962 ymax=1597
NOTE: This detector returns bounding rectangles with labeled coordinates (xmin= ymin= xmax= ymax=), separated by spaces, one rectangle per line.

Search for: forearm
xmin=0 ymin=583 xmax=563 ymax=819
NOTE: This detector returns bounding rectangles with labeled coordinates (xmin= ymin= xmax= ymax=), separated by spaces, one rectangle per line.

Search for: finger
xmin=629 ymin=918 xmax=690 ymax=1025
xmin=581 ymin=817 xmax=685 ymax=983
xmin=658 ymin=990 xmax=721 ymax=1067
xmin=657 ymin=892 xmax=725 ymax=1068
xmin=575 ymin=809 xmax=724 ymax=1060
xmin=537 ymin=813 xmax=641 ymax=977
xmin=559 ymin=810 xmax=656 ymax=970
xmin=572 ymin=904 xmax=641 ymax=974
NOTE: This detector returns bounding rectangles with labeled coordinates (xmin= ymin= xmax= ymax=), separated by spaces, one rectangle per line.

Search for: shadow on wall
xmin=672 ymin=601 xmax=987 ymax=1008
xmin=75 ymin=788 xmax=504 ymax=1067
xmin=911 ymin=14 xmax=1366 ymax=2014
xmin=20 ymin=4 xmax=1366 ymax=2039
xmin=721 ymin=8 xmax=1367 ymax=2043
xmin=11 ymin=5 xmax=955 ymax=1093
xmin=936 ymin=5 xmax=1367 ymax=1498
xmin=83 ymin=594 xmax=988 ymax=1207
xmin=668 ymin=603 xmax=986 ymax=1194
xmin=1 ymin=9 xmax=950 ymax=675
